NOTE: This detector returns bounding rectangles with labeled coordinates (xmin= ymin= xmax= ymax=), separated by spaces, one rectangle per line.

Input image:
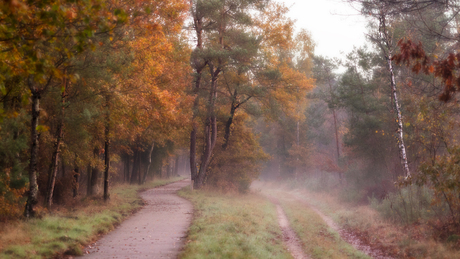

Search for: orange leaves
xmin=0 ymin=170 xmax=28 ymax=220
xmin=111 ymin=3 xmax=191 ymax=147
xmin=65 ymin=8 xmax=76 ymax=20
xmin=395 ymin=39 xmax=460 ymax=102
xmin=255 ymin=1 xmax=295 ymax=53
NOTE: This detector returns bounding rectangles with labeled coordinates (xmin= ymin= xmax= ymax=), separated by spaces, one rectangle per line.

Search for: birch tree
xmin=346 ymin=0 xmax=412 ymax=178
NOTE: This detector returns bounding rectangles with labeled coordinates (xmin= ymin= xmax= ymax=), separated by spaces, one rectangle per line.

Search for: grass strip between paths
xmin=178 ymin=188 xmax=292 ymax=259
xmin=0 ymin=177 xmax=184 ymax=259
xmin=280 ymin=199 xmax=370 ymax=259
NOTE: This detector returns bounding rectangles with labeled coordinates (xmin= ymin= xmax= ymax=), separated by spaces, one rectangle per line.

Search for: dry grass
xmin=178 ymin=188 xmax=292 ymax=259
xmin=253 ymin=183 xmax=370 ymax=259
xmin=283 ymin=184 xmax=460 ymax=259
xmin=0 ymin=176 xmax=184 ymax=259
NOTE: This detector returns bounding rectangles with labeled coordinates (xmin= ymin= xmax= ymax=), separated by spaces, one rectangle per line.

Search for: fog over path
xmin=81 ymin=179 xmax=193 ymax=259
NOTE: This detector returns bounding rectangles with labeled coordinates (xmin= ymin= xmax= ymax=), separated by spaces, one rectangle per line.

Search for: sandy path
xmin=82 ymin=179 xmax=193 ymax=259
xmin=269 ymin=196 xmax=309 ymax=259
xmin=294 ymin=197 xmax=392 ymax=259
xmin=253 ymin=181 xmax=392 ymax=259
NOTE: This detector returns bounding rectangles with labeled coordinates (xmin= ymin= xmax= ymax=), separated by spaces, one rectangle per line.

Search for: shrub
xmin=206 ymin=114 xmax=268 ymax=193
xmin=369 ymin=185 xmax=448 ymax=224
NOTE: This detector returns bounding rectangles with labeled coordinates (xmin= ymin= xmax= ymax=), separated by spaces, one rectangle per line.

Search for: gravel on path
xmin=81 ymin=179 xmax=193 ymax=259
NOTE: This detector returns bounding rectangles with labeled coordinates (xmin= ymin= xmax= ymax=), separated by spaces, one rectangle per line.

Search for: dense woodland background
xmin=1 ymin=0 xmax=460 ymax=242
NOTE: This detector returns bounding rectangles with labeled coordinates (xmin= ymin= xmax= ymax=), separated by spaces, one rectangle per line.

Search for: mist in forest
xmin=1 ymin=2 xmax=460 ymax=257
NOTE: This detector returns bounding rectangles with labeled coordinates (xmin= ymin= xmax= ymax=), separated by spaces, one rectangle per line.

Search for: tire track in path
xmin=81 ymin=179 xmax=193 ymax=259
xmin=291 ymin=194 xmax=393 ymax=259
xmin=269 ymin=196 xmax=309 ymax=259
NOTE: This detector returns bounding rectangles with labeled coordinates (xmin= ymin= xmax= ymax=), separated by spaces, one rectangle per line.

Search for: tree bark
xmin=86 ymin=163 xmax=92 ymax=196
xmin=376 ymin=13 xmax=411 ymax=178
xmin=90 ymin=148 xmax=100 ymax=195
xmin=24 ymin=79 xmax=41 ymax=218
xmin=73 ymin=165 xmax=79 ymax=198
xmin=103 ymin=95 xmax=110 ymax=201
xmin=174 ymin=155 xmax=180 ymax=176
xmin=142 ymin=142 xmax=155 ymax=184
xmin=332 ymin=109 xmax=342 ymax=182
xmin=130 ymin=149 xmax=138 ymax=184
xmin=91 ymin=166 xmax=99 ymax=195
xmin=137 ymin=151 xmax=142 ymax=185
xmin=223 ymin=90 xmax=237 ymax=150
xmin=45 ymin=121 xmax=63 ymax=210
xmin=124 ymin=154 xmax=130 ymax=182
xmin=388 ymin=54 xmax=411 ymax=178
xmin=190 ymin=127 xmax=197 ymax=181
xmin=45 ymin=85 xmax=66 ymax=210
xmin=190 ymin=3 xmax=204 ymax=183
xmin=194 ymin=110 xmax=217 ymax=188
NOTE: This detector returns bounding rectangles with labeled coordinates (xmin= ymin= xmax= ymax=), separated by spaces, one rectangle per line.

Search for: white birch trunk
xmin=387 ymin=54 xmax=411 ymax=178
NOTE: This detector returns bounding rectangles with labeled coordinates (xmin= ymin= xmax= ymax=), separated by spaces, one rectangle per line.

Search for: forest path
xmin=81 ymin=179 xmax=193 ymax=259
xmin=270 ymin=196 xmax=309 ymax=259
xmin=253 ymin=181 xmax=392 ymax=259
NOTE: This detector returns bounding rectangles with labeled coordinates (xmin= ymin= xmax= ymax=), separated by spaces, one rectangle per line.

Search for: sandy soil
xmin=268 ymin=196 xmax=309 ymax=259
xmin=253 ymin=181 xmax=393 ymax=259
xmin=81 ymin=179 xmax=193 ymax=259
xmin=299 ymin=199 xmax=392 ymax=259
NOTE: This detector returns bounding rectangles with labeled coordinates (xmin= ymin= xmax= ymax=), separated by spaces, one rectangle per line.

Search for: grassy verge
xmin=281 ymin=199 xmax=370 ymax=259
xmin=177 ymin=188 xmax=292 ymax=259
xmin=0 ymin=176 xmax=184 ymax=259
xmin=285 ymin=186 xmax=460 ymax=259
xmin=253 ymin=183 xmax=369 ymax=259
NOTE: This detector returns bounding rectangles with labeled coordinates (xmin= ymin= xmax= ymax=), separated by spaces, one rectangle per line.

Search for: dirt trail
xmin=293 ymin=196 xmax=392 ymax=259
xmin=81 ymin=179 xmax=193 ymax=259
xmin=269 ymin=196 xmax=309 ymax=259
xmin=253 ymin=181 xmax=392 ymax=259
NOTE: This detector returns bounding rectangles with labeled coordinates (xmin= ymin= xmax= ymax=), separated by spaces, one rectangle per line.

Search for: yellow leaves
xmin=36 ymin=125 xmax=49 ymax=133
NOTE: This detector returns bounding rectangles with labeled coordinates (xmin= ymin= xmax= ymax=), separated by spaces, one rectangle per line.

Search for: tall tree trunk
xmin=90 ymin=148 xmax=100 ymax=195
xmin=323 ymin=65 xmax=342 ymax=182
xmin=130 ymin=150 xmax=138 ymax=184
xmin=194 ymin=69 xmax=219 ymax=189
xmin=376 ymin=13 xmax=411 ymax=178
xmin=86 ymin=164 xmax=92 ymax=196
xmin=190 ymin=127 xmax=197 ymax=181
xmin=195 ymin=115 xmax=217 ymax=189
xmin=125 ymin=154 xmax=130 ymax=182
xmin=45 ymin=84 xmax=66 ymax=210
xmin=295 ymin=120 xmax=300 ymax=180
xmin=142 ymin=142 xmax=155 ymax=184
xmin=103 ymin=95 xmax=110 ymax=201
xmin=174 ymin=155 xmax=180 ymax=176
xmin=223 ymin=91 xmax=237 ymax=150
xmin=24 ymin=80 xmax=41 ymax=218
xmin=186 ymin=155 xmax=191 ymax=176
xmin=332 ymin=109 xmax=342 ymax=182
xmin=137 ymin=152 xmax=142 ymax=185
xmin=73 ymin=165 xmax=79 ymax=198
xmin=388 ymin=54 xmax=411 ymax=178
xmin=45 ymin=121 xmax=63 ymax=210
xmin=91 ymin=166 xmax=99 ymax=195
xmin=190 ymin=4 xmax=203 ymax=183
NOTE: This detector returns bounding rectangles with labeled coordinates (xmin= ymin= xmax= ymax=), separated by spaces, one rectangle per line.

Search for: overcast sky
xmin=281 ymin=0 xmax=368 ymax=59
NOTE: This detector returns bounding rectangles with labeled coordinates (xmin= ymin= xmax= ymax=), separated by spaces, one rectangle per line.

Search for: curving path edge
xmin=81 ymin=179 xmax=193 ymax=259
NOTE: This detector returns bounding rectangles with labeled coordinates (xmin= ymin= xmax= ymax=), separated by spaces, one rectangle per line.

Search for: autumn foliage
xmin=394 ymin=39 xmax=460 ymax=102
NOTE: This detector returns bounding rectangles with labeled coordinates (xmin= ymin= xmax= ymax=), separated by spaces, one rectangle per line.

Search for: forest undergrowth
xmin=255 ymin=185 xmax=370 ymax=259
xmin=278 ymin=176 xmax=460 ymax=259
xmin=0 ymin=176 xmax=183 ymax=259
